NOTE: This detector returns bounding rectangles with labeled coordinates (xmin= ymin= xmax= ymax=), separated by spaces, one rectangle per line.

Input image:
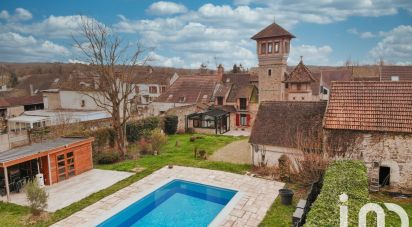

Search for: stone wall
xmin=251 ymin=144 xmax=302 ymax=166
xmin=258 ymin=64 xmax=285 ymax=102
xmin=325 ymin=130 xmax=412 ymax=190
xmin=0 ymin=134 xmax=10 ymax=152
xmin=165 ymin=104 xmax=198 ymax=132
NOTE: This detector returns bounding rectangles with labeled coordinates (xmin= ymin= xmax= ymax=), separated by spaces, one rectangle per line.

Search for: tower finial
xmin=300 ymin=56 xmax=303 ymax=62
xmin=273 ymin=16 xmax=276 ymax=23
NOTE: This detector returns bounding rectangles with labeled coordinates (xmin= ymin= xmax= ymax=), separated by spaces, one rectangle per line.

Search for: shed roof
xmin=249 ymin=101 xmax=327 ymax=148
xmin=324 ymin=81 xmax=412 ymax=133
xmin=0 ymin=137 xmax=91 ymax=166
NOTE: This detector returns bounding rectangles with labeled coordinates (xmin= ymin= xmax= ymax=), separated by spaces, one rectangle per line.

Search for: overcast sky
xmin=0 ymin=0 xmax=411 ymax=68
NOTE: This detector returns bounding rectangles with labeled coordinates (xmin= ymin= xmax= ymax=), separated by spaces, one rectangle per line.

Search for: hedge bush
xmin=95 ymin=152 xmax=120 ymax=164
xmin=164 ymin=115 xmax=178 ymax=135
xmin=126 ymin=116 xmax=160 ymax=143
xmin=305 ymin=160 xmax=369 ymax=227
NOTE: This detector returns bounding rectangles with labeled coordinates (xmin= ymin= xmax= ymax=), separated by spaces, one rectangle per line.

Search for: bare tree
xmin=73 ymin=17 xmax=151 ymax=156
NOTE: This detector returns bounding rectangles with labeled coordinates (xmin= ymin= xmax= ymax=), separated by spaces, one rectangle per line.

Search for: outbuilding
xmin=0 ymin=137 xmax=94 ymax=201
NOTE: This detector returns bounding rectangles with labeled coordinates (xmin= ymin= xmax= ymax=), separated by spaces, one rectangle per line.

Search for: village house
xmin=249 ymin=101 xmax=327 ymax=166
xmin=380 ymin=65 xmax=412 ymax=81
xmin=149 ymin=75 xmax=218 ymax=116
xmin=323 ymin=81 xmax=412 ymax=191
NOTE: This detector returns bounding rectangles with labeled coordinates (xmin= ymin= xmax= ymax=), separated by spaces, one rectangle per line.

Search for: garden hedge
xmin=163 ymin=115 xmax=178 ymax=135
xmin=126 ymin=116 xmax=160 ymax=142
xmin=305 ymin=160 xmax=369 ymax=227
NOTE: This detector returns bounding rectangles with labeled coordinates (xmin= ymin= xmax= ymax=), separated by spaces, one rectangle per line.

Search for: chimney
xmin=216 ymin=64 xmax=224 ymax=81
xmin=29 ymin=84 xmax=34 ymax=96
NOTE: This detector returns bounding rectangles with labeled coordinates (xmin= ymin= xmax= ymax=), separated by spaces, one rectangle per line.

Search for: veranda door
xmin=57 ymin=152 xmax=75 ymax=182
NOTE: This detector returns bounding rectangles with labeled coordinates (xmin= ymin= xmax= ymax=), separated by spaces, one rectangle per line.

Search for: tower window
xmin=268 ymin=69 xmax=272 ymax=76
xmin=285 ymin=41 xmax=290 ymax=53
xmin=285 ymin=83 xmax=289 ymax=89
xmin=267 ymin=42 xmax=273 ymax=53
xmin=274 ymin=42 xmax=280 ymax=53
xmin=260 ymin=43 xmax=266 ymax=54
xmin=297 ymin=84 xmax=302 ymax=90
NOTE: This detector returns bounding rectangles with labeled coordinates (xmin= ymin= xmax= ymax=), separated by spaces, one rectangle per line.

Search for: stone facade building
xmin=324 ymin=81 xmax=412 ymax=191
xmin=249 ymin=101 xmax=327 ymax=166
xmin=252 ymin=22 xmax=295 ymax=102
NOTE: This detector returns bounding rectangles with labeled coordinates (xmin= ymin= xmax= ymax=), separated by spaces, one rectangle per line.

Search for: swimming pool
xmin=97 ymin=179 xmax=238 ymax=227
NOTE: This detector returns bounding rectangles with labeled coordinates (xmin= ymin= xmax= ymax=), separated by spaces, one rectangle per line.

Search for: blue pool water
xmin=98 ymin=179 xmax=237 ymax=227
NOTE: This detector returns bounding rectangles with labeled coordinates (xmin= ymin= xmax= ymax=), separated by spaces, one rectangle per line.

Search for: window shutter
xmin=247 ymin=114 xmax=251 ymax=126
xmin=236 ymin=114 xmax=240 ymax=126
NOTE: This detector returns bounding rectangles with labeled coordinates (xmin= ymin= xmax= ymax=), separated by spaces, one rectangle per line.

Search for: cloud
xmin=0 ymin=8 xmax=33 ymax=22
xmin=289 ymin=45 xmax=333 ymax=65
xmin=149 ymin=51 xmax=185 ymax=67
xmin=347 ymin=28 xmax=376 ymax=38
xmin=0 ymin=14 xmax=102 ymax=38
xmin=146 ymin=1 xmax=188 ymax=15
xmin=0 ymin=32 xmax=70 ymax=62
xmin=369 ymin=25 xmax=412 ymax=65
xmin=0 ymin=10 xmax=9 ymax=20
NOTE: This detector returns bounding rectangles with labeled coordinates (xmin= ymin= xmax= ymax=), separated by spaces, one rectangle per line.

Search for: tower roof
xmin=251 ymin=22 xmax=296 ymax=40
xmin=283 ymin=59 xmax=316 ymax=83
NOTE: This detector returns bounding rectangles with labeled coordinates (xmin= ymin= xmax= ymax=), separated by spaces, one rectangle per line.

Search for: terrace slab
xmin=53 ymin=166 xmax=284 ymax=227
xmin=1 ymin=169 xmax=133 ymax=212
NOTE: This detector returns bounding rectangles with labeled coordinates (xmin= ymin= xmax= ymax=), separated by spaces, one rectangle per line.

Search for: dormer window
xmin=260 ymin=43 xmax=266 ymax=54
xmin=179 ymin=96 xmax=186 ymax=103
xmin=391 ymin=76 xmax=399 ymax=81
xmin=267 ymin=42 xmax=273 ymax=53
xmin=217 ymin=97 xmax=223 ymax=105
xmin=274 ymin=42 xmax=280 ymax=53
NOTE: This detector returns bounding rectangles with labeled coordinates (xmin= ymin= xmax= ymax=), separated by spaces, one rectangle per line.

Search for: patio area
xmin=53 ymin=166 xmax=284 ymax=227
xmin=0 ymin=169 xmax=133 ymax=211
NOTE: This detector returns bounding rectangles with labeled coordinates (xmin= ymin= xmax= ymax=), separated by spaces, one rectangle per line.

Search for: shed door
xmin=57 ymin=151 xmax=75 ymax=182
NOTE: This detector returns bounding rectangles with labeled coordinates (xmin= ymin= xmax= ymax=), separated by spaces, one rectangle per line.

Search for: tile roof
xmin=133 ymin=71 xmax=175 ymax=85
xmin=324 ymin=81 xmax=412 ymax=133
xmin=249 ymin=101 xmax=327 ymax=148
xmin=284 ymin=60 xmax=316 ymax=83
xmin=380 ymin=65 xmax=412 ymax=81
xmin=251 ymin=22 xmax=295 ymax=40
xmin=222 ymin=73 xmax=257 ymax=102
xmin=156 ymin=76 xmax=217 ymax=103
xmin=0 ymin=95 xmax=43 ymax=108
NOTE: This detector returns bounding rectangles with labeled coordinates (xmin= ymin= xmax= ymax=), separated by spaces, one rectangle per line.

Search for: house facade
xmin=324 ymin=81 xmax=412 ymax=191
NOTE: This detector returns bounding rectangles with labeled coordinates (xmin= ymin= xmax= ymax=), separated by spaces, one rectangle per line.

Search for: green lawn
xmin=0 ymin=134 xmax=250 ymax=227
xmin=370 ymin=192 xmax=412 ymax=226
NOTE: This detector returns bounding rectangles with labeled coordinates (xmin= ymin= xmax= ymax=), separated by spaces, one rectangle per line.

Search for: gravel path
xmin=209 ymin=139 xmax=251 ymax=164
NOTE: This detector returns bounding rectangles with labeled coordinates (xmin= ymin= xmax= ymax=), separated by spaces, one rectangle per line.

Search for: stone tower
xmin=251 ymin=22 xmax=295 ymax=102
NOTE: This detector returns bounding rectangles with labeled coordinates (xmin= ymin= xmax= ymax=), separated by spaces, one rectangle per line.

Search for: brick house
xmin=324 ymin=81 xmax=412 ymax=191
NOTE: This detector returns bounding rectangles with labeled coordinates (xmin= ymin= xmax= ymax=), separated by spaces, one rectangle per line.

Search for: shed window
xmin=179 ymin=96 xmax=186 ymax=103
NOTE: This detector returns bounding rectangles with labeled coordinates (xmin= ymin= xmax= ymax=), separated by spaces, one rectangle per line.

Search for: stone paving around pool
xmin=52 ymin=166 xmax=284 ymax=227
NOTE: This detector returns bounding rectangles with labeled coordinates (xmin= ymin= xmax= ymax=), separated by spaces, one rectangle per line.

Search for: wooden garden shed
xmin=0 ymin=137 xmax=94 ymax=201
